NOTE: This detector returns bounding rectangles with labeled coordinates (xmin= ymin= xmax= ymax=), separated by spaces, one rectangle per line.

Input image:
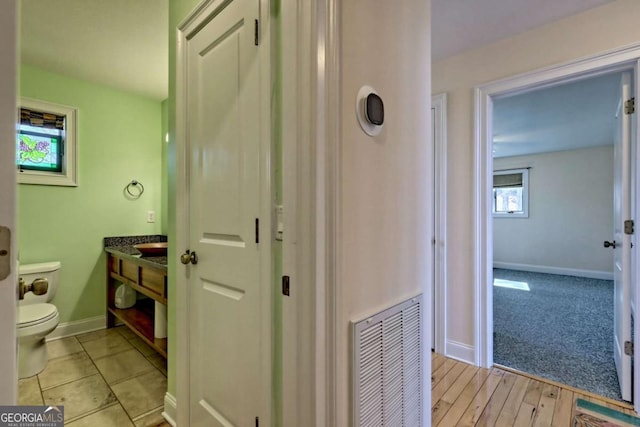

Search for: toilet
xmin=17 ymin=261 xmax=61 ymax=378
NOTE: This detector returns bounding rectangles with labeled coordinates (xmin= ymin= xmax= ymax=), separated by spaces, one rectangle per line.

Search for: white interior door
xmin=613 ymin=71 xmax=633 ymax=402
xmin=0 ymin=0 xmax=18 ymax=405
xmin=185 ymin=0 xmax=269 ymax=425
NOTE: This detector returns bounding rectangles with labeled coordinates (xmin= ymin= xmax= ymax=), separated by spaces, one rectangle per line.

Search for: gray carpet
xmin=493 ymin=268 xmax=622 ymax=401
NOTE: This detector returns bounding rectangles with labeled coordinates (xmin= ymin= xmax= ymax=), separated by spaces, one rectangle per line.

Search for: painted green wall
xmin=19 ymin=64 xmax=163 ymax=324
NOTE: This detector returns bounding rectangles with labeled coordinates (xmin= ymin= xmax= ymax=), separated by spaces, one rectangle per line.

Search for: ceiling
xmin=20 ymin=0 xmax=168 ymax=101
xmin=20 ymin=0 xmax=616 ymax=102
xmin=492 ymin=72 xmax=623 ymax=158
xmin=432 ymin=0 xmax=614 ymax=61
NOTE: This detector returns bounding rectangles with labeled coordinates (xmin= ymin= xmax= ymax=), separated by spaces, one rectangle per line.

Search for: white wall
xmin=433 ymin=0 xmax=640 ymax=356
xmin=335 ymin=1 xmax=431 ymax=425
xmin=0 ymin=0 xmax=17 ymax=405
xmin=494 ymin=146 xmax=614 ymax=276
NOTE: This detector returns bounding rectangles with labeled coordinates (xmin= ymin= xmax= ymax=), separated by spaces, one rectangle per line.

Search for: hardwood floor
xmin=431 ymin=352 xmax=635 ymax=426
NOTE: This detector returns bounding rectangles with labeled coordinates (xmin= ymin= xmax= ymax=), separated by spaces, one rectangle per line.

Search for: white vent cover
xmin=352 ymin=295 xmax=423 ymax=427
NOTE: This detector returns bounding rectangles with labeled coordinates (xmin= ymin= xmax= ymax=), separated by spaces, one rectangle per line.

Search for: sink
xmin=133 ymin=242 xmax=168 ymax=257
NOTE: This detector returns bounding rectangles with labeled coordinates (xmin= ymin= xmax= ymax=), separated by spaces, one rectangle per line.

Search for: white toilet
xmin=17 ymin=261 xmax=61 ymax=378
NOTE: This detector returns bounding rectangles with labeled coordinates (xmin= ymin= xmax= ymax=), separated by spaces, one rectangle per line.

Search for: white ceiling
xmin=20 ymin=0 xmax=168 ymax=101
xmin=431 ymin=0 xmax=615 ymax=61
xmin=492 ymin=72 xmax=623 ymax=158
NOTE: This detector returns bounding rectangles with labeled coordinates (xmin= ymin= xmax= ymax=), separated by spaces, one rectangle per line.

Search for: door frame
xmin=279 ymin=0 xmax=341 ymax=424
xmin=474 ymin=42 xmax=640 ymax=409
xmin=432 ymin=93 xmax=447 ymax=354
xmin=0 ymin=0 xmax=18 ymax=405
xmin=175 ymin=1 xmax=273 ymax=425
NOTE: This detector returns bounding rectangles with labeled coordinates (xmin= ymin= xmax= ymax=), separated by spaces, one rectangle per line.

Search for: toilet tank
xmin=19 ymin=261 xmax=61 ymax=305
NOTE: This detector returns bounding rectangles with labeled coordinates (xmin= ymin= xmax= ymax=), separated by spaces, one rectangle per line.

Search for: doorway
xmin=474 ymin=46 xmax=640 ymax=409
xmin=491 ymin=71 xmax=626 ymax=400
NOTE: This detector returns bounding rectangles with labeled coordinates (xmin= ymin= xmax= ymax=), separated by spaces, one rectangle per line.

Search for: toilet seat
xmin=19 ymin=303 xmax=58 ymax=328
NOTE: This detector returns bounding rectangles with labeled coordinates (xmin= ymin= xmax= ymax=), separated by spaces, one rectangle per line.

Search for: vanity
xmin=104 ymin=235 xmax=168 ymax=358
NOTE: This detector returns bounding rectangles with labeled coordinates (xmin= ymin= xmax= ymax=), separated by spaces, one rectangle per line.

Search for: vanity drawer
xmin=107 ymin=253 xmax=166 ymax=302
xmin=120 ymin=260 xmax=139 ymax=283
xmin=140 ymin=267 xmax=166 ymax=297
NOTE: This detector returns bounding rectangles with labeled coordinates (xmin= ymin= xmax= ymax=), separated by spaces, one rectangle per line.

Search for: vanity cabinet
xmin=106 ymin=253 xmax=167 ymax=358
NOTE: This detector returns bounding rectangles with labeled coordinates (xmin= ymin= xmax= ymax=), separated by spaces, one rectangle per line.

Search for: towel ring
xmin=125 ymin=180 xmax=144 ymax=199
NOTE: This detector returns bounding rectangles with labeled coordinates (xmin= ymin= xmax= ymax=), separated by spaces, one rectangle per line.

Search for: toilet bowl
xmin=18 ymin=261 xmax=61 ymax=378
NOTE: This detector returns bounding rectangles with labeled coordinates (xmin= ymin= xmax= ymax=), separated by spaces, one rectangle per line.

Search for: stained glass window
xmin=17 ymin=124 xmax=63 ymax=172
xmin=17 ymin=99 xmax=77 ymax=186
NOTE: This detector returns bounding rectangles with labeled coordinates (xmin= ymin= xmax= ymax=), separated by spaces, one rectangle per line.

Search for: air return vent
xmin=352 ymin=296 xmax=423 ymax=427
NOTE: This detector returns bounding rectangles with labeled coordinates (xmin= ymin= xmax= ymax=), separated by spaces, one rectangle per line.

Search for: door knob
xmin=19 ymin=277 xmax=48 ymax=300
xmin=604 ymin=240 xmax=617 ymax=249
xmin=180 ymin=250 xmax=198 ymax=265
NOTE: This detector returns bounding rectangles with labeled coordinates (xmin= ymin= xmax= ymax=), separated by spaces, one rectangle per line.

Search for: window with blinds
xmin=493 ymin=168 xmax=529 ymax=218
xmin=17 ymin=98 xmax=78 ymax=186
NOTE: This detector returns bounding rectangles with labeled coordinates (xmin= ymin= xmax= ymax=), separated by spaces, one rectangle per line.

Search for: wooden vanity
xmin=104 ymin=236 xmax=168 ymax=358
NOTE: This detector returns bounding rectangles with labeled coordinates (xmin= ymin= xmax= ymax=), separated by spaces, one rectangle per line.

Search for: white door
xmin=613 ymin=71 xmax=633 ymax=402
xmin=0 ymin=0 xmax=18 ymax=405
xmin=185 ymin=0 xmax=269 ymax=425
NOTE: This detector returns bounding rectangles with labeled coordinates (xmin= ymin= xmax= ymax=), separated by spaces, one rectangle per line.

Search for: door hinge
xmin=255 ymin=218 xmax=260 ymax=244
xmin=625 ymin=340 xmax=634 ymax=356
xmin=625 ymin=219 xmax=635 ymax=235
xmin=0 ymin=226 xmax=10 ymax=281
xmin=254 ymin=19 xmax=259 ymax=46
xmin=625 ymin=97 xmax=635 ymax=115
xmin=282 ymin=276 xmax=290 ymax=296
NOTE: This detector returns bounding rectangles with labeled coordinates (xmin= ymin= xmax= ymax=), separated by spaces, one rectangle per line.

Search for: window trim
xmin=492 ymin=168 xmax=529 ymax=218
xmin=18 ymin=98 xmax=78 ymax=187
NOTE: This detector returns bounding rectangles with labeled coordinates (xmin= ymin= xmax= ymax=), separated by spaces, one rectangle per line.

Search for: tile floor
xmin=18 ymin=326 xmax=171 ymax=427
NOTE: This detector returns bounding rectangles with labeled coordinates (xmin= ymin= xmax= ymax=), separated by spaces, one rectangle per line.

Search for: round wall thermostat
xmin=356 ymin=86 xmax=384 ymax=136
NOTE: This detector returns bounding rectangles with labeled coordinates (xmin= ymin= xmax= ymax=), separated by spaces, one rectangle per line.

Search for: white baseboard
xmin=46 ymin=315 xmax=106 ymax=341
xmin=162 ymin=393 xmax=177 ymax=427
xmin=445 ymin=340 xmax=475 ymax=364
xmin=493 ymin=262 xmax=613 ymax=281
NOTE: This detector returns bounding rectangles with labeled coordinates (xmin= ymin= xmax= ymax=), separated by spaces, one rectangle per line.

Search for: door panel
xmin=613 ymin=71 xmax=633 ymax=402
xmin=0 ymin=0 xmax=18 ymax=405
xmin=186 ymin=0 xmax=265 ymax=425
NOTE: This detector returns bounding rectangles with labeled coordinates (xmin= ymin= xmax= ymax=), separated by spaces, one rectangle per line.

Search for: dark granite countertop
xmin=104 ymin=235 xmax=168 ymax=269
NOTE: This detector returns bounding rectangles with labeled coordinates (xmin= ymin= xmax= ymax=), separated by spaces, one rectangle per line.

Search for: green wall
xmin=19 ymin=64 xmax=164 ymax=324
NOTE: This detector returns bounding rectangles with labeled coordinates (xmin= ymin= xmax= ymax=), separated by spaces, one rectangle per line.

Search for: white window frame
xmin=18 ymin=97 xmax=78 ymax=187
xmin=492 ymin=168 xmax=529 ymax=218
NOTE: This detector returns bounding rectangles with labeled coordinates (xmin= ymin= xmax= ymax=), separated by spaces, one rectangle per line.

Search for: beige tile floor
xmin=18 ymin=326 xmax=170 ymax=427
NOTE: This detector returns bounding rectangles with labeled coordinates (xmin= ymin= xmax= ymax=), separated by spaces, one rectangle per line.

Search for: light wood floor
xmin=431 ymin=352 xmax=635 ymax=426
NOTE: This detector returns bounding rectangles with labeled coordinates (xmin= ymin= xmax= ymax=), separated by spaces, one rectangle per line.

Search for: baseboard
xmin=445 ymin=339 xmax=475 ymax=364
xmin=46 ymin=315 xmax=106 ymax=341
xmin=493 ymin=262 xmax=613 ymax=281
xmin=162 ymin=393 xmax=177 ymax=427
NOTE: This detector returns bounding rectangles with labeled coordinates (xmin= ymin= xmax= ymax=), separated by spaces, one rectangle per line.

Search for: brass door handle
xmin=19 ymin=277 xmax=48 ymax=300
xmin=604 ymin=240 xmax=616 ymax=249
xmin=180 ymin=250 xmax=198 ymax=265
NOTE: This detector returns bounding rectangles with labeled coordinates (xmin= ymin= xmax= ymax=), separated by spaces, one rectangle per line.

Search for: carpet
xmin=574 ymin=398 xmax=640 ymax=426
xmin=493 ymin=269 xmax=621 ymax=401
